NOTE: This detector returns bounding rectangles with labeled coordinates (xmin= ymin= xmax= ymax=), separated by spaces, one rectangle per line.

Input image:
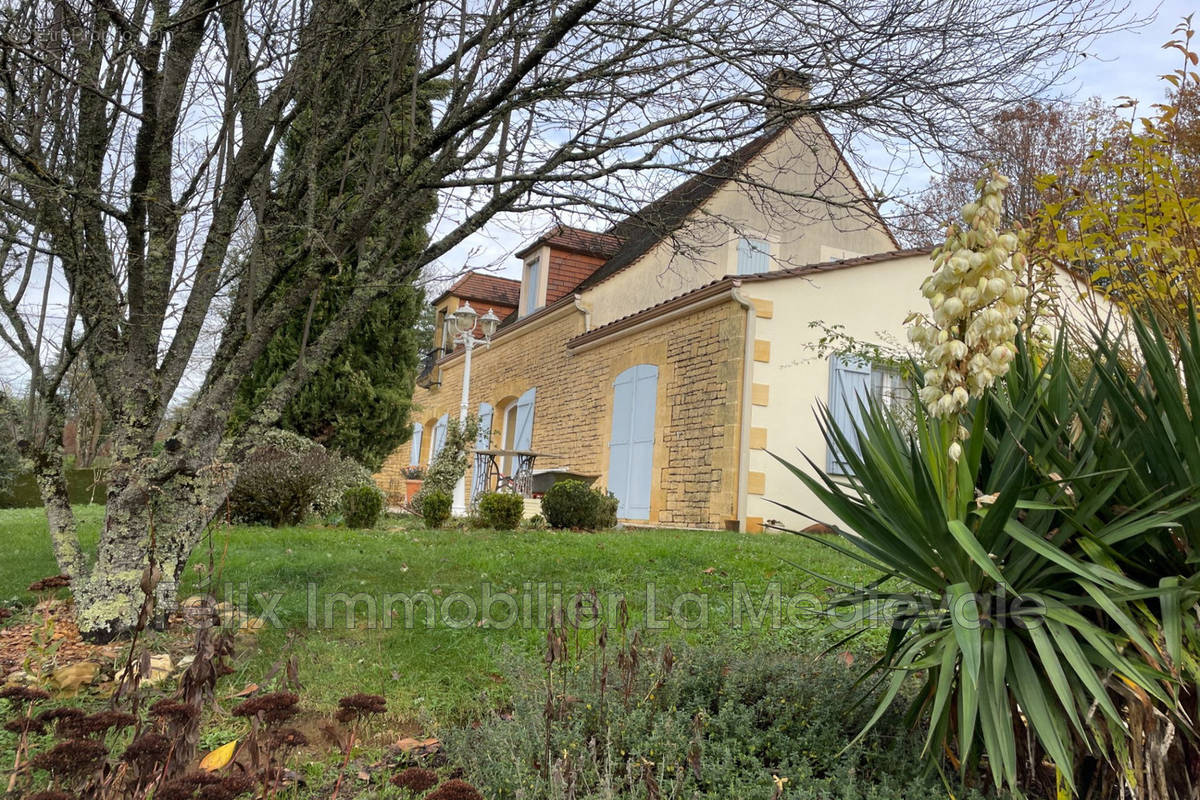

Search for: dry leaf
xmin=141 ymin=654 xmax=173 ymax=686
xmin=395 ymin=736 xmax=439 ymax=753
xmin=51 ymin=661 xmax=100 ymax=693
xmin=232 ymin=683 xmax=259 ymax=698
xmin=199 ymin=739 xmax=238 ymax=772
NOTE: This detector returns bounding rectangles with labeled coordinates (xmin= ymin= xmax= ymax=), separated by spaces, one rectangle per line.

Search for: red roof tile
xmin=434 ymin=271 xmax=522 ymax=308
xmin=515 ymin=225 xmax=624 ymax=259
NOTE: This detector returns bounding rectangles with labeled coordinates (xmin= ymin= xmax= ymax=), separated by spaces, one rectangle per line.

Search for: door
xmin=472 ymin=403 xmax=493 ymax=501
xmin=607 ymin=364 xmax=658 ymax=520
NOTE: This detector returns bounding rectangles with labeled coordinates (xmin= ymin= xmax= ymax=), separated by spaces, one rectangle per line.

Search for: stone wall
xmin=375 ymin=296 xmax=747 ymax=529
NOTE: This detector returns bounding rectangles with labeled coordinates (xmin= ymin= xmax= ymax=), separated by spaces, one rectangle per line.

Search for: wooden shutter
xmin=472 ymin=403 xmax=493 ymax=500
xmin=409 ymin=423 xmax=423 ymax=466
xmin=431 ymin=413 xmax=449 ymax=459
xmin=608 ymin=364 xmax=658 ymax=520
xmin=513 ymin=388 xmax=536 ymax=451
xmin=826 ymin=356 xmax=871 ymax=474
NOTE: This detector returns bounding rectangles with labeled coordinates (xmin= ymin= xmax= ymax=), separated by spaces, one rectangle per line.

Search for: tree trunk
xmin=70 ymin=467 xmax=228 ymax=642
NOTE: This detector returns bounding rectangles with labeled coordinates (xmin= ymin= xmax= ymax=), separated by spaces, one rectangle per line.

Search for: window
xmin=471 ymin=403 xmax=493 ymax=501
xmin=826 ymin=356 xmax=910 ymax=474
xmin=736 ymin=237 xmax=770 ymax=274
xmin=500 ymin=388 xmax=536 ymax=475
xmin=522 ymin=255 xmax=542 ymax=316
xmin=442 ymin=316 xmax=457 ymax=353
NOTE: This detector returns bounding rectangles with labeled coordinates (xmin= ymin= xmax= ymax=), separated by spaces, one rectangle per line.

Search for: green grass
xmin=1 ymin=507 xmax=879 ymax=725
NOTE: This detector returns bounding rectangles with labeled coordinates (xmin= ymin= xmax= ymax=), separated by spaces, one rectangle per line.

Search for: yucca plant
xmin=776 ymin=330 xmax=1198 ymax=797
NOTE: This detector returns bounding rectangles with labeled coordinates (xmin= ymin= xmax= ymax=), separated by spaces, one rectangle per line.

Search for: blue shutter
xmin=513 ymin=388 xmax=536 ymax=451
xmin=826 ymin=356 xmax=872 ymax=474
xmin=431 ymin=413 xmax=449 ymax=459
xmin=737 ymin=237 xmax=770 ymax=274
xmin=608 ymin=364 xmax=658 ymax=520
xmin=472 ymin=403 xmax=493 ymax=500
xmin=608 ymin=370 xmax=635 ymax=516
xmin=409 ymin=423 xmax=423 ymax=466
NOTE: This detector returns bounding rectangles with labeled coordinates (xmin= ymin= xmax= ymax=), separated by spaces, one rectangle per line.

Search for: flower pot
xmin=405 ymin=479 xmax=423 ymax=502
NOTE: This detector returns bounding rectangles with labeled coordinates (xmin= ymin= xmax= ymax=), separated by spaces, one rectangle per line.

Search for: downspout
xmin=730 ymin=281 xmax=756 ymax=532
xmin=572 ymin=294 xmax=592 ymax=333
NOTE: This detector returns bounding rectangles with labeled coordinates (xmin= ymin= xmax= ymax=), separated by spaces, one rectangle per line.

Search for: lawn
xmin=1 ymin=506 xmax=879 ymax=725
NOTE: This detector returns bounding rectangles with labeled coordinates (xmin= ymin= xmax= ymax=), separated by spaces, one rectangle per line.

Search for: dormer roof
xmin=433 ymin=270 xmax=522 ymax=309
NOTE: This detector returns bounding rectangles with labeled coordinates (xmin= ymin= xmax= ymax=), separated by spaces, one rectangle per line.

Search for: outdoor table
xmin=473 ymin=448 xmax=562 ymax=498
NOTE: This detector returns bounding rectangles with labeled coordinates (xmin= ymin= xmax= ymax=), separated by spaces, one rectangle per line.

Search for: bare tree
xmin=892 ymin=98 xmax=1124 ymax=246
xmin=0 ymin=0 xmax=1143 ymax=638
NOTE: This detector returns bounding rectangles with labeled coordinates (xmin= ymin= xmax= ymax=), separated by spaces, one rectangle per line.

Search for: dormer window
xmin=522 ymin=252 xmax=543 ymax=316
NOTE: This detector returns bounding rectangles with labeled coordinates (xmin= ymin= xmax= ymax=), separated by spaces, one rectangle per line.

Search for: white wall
xmin=740 ymin=254 xmax=932 ymax=530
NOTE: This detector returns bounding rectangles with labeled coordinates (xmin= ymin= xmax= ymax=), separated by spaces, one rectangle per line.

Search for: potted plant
xmin=401 ymin=465 xmax=426 ymax=503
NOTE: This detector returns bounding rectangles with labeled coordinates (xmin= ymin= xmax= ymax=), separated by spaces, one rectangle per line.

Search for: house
xmin=375 ymin=90 xmax=942 ymax=532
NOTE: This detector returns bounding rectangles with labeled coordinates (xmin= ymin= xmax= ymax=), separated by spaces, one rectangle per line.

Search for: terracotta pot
xmin=405 ymin=479 xmax=423 ymax=502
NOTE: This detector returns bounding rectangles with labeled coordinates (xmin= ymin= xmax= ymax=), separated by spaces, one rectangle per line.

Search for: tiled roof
xmin=516 ymin=225 xmax=623 ymax=259
xmin=572 ymin=127 xmax=790 ymax=292
xmin=567 ymin=248 xmax=931 ymax=347
xmin=434 ymin=270 xmax=522 ymax=308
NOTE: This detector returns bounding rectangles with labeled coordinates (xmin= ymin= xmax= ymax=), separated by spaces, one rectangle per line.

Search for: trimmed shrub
xmin=230 ymin=438 xmax=332 ymax=527
xmin=341 ymin=484 xmax=384 ymax=528
xmin=476 ymin=492 xmax=524 ymax=530
xmin=540 ymin=480 xmax=616 ymax=530
xmin=230 ymin=429 xmax=376 ymax=526
xmin=421 ymin=489 xmax=452 ymax=529
xmin=593 ymin=490 xmax=618 ymax=529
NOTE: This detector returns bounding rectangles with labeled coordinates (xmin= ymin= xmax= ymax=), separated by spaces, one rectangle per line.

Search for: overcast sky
xmin=428 ymin=3 xmax=1200 ymax=290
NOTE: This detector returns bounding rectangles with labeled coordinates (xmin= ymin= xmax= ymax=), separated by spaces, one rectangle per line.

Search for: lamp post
xmin=450 ymin=301 xmax=500 ymax=516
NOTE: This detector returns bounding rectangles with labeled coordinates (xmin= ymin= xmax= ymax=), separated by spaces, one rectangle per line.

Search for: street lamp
xmin=450 ymin=302 xmax=500 ymax=515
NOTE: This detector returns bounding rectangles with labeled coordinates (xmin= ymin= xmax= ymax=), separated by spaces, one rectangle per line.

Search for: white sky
xmin=427 ymin=3 xmax=1200 ymax=290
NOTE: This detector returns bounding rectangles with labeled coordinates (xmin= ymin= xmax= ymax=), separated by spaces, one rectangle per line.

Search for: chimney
xmin=764 ymin=67 xmax=812 ymax=127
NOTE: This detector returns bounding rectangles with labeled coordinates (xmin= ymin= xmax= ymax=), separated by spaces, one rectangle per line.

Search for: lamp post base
xmin=451 ymin=475 xmax=468 ymax=517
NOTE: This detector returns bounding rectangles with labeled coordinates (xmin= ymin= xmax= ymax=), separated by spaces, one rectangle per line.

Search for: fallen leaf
xmin=232 ymin=683 xmax=259 ymax=698
xmin=141 ymin=654 xmax=174 ymax=686
xmin=703 ymin=567 xmax=715 ymax=574
xmin=357 ymin=771 xmax=370 ymax=781
xmin=199 ymin=739 xmax=239 ymax=772
xmin=51 ymin=662 xmax=99 ymax=693
xmin=395 ymin=736 xmax=439 ymax=753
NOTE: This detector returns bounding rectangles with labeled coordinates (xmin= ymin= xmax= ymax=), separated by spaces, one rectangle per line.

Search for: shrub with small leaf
xmin=421 ymin=489 xmax=452 ymax=529
xmin=230 ymin=430 xmax=377 ymax=526
xmin=442 ymin=633 xmax=971 ymax=800
xmin=476 ymin=492 xmax=524 ymax=530
xmin=340 ymin=484 xmax=384 ymax=528
xmin=540 ymin=480 xmax=616 ymax=530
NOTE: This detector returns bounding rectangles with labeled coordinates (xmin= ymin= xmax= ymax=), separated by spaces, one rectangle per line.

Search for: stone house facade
xmin=375 ymin=110 xmax=941 ymax=531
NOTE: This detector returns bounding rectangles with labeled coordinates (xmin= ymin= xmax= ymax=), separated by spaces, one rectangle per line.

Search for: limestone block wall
xmin=375 ymin=296 xmax=748 ymax=529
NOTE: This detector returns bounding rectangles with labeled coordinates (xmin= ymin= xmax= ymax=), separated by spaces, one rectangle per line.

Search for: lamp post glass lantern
xmin=451 ymin=302 xmax=500 ymax=515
